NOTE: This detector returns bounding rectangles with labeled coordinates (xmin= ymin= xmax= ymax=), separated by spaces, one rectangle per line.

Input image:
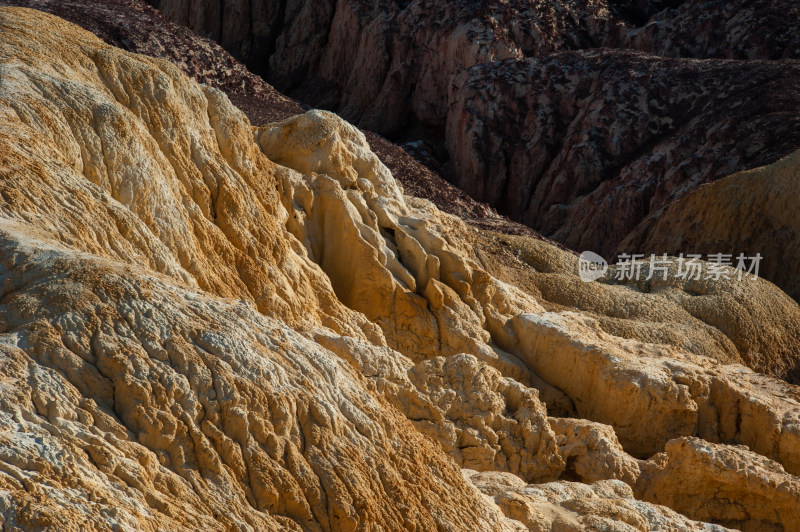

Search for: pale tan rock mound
xmin=548 ymin=418 xmax=641 ymax=485
xmin=464 ymin=470 xmax=730 ymax=532
xmin=0 ymin=8 xmax=524 ymax=530
xmin=637 ymin=437 xmax=800 ymax=532
xmin=0 ymin=227 xmax=524 ymax=531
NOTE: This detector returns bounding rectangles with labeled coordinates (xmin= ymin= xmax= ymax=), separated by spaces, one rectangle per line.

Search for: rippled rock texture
xmin=1 ymin=6 xmax=800 ymax=531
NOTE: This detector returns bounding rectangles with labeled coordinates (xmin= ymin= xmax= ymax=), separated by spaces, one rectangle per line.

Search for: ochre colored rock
xmin=0 ymin=8 xmax=523 ymax=530
xmin=1 ymin=7 xmax=800 ymax=532
xmin=548 ymin=418 xmax=641 ymax=485
xmin=0 ymin=227 xmax=528 ymax=531
xmin=512 ymin=311 xmax=800 ymax=467
xmin=474 ymin=229 xmax=800 ymax=383
xmin=637 ymin=437 xmax=800 ymax=532
xmin=316 ymin=331 xmax=565 ymax=483
xmin=622 ymin=148 xmax=800 ymax=313
xmin=464 ymin=471 xmax=730 ymax=532
xmin=127 ymin=0 xmax=800 ymax=272
xmin=256 ymin=109 xmax=543 ymax=380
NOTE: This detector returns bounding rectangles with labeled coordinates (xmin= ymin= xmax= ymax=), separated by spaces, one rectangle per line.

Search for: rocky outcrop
xmin=621 ymin=0 xmax=800 ymax=60
xmin=1 ymin=0 xmax=521 ymax=231
xmin=0 ymin=0 xmax=304 ymax=124
xmin=27 ymin=0 xmax=800 ymax=280
xmin=2 ymin=7 xmax=800 ymax=531
xmin=147 ymin=0 xmax=626 ymax=135
xmin=512 ymin=310 xmax=800 ymax=462
xmin=465 ymin=471 xmax=730 ymax=531
xmin=0 ymin=230 xmax=525 ymax=531
xmin=469 ymin=433 xmax=800 ymax=532
xmin=0 ymin=10 xmax=386 ymax=343
xmin=139 ymin=0 xmax=800 ymax=263
xmin=548 ymin=418 xmax=641 ymax=485
xmin=0 ymin=8 xmax=524 ymax=529
xmin=145 ymin=0 xmax=800 ymax=134
xmin=636 ymin=437 xmax=800 ymax=531
xmin=446 ymin=50 xmax=800 ymax=256
xmin=317 ymin=333 xmax=565 ymax=482
xmin=621 ymin=148 xmax=800 ymax=304
xmin=473 ymin=229 xmax=800 ymax=384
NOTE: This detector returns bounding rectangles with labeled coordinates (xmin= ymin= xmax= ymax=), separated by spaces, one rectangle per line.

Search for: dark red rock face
xmin=142 ymin=0 xmax=800 ymax=133
xmin=446 ymin=50 xmax=800 ymax=256
xmin=621 ymin=0 xmax=800 ymax=60
xmin=145 ymin=0 xmax=627 ymax=135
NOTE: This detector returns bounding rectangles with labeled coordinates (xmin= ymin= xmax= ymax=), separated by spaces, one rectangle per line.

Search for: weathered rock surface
xmin=512 ymin=309 xmax=800 ymax=463
xmin=140 ymin=0 xmax=800 ymax=264
xmin=250 ymin=107 xmax=800 ymax=472
xmin=2 ymin=0 xmax=522 ymax=233
xmin=1 ymin=7 xmax=800 ymax=531
xmin=147 ymin=0 xmax=626 ymax=135
xmin=0 ymin=8 xmax=526 ymax=530
xmin=0 ymin=231 xmax=525 ymax=531
xmin=467 ymin=425 xmax=800 ymax=531
xmin=636 ymin=437 xmax=800 ymax=532
xmin=317 ymin=333 xmax=565 ymax=483
xmin=621 ymin=148 xmax=800 ymax=305
xmin=472 ymin=229 xmax=800 ymax=384
xmin=0 ymin=10 xmax=386 ymax=344
xmin=465 ymin=471 xmax=730 ymax=531
xmin=145 ymin=0 xmax=800 ymax=133
xmin=447 ymin=50 xmax=800 ymax=256
xmin=548 ymin=418 xmax=641 ymax=485
xmin=1 ymin=0 xmax=304 ymax=124
xmin=621 ymin=0 xmax=800 ymax=60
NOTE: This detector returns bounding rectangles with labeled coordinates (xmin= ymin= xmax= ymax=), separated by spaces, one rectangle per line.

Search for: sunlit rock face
xmin=1 ymin=6 xmax=800 ymax=532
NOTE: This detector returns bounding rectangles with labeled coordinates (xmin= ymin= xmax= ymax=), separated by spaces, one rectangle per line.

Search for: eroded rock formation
xmin=620 ymin=0 xmax=800 ymax=60
xmin=621 ymin=148 xmax=800 ymax=304
xmin=637 ymin=437 xmax=800 ymax=531
xmin=466 ymin=472 xmax=731 ymax=531
xmin=1 ymin=7 xmax=799 ymax=531
xmin=0 ymin=8 xmax=517 ymax=529
xmin=0 ymin=0 xmax=516 ymax=230
xmin=145 ymin=0 xmax=800 ymax=131
xmin=138 ymin=0 xmax=800 ymax=268
xmin=146 ymin=0 xmax=626 ymax=135
xmin=446 ymin=50 xmax=800 ymax=256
